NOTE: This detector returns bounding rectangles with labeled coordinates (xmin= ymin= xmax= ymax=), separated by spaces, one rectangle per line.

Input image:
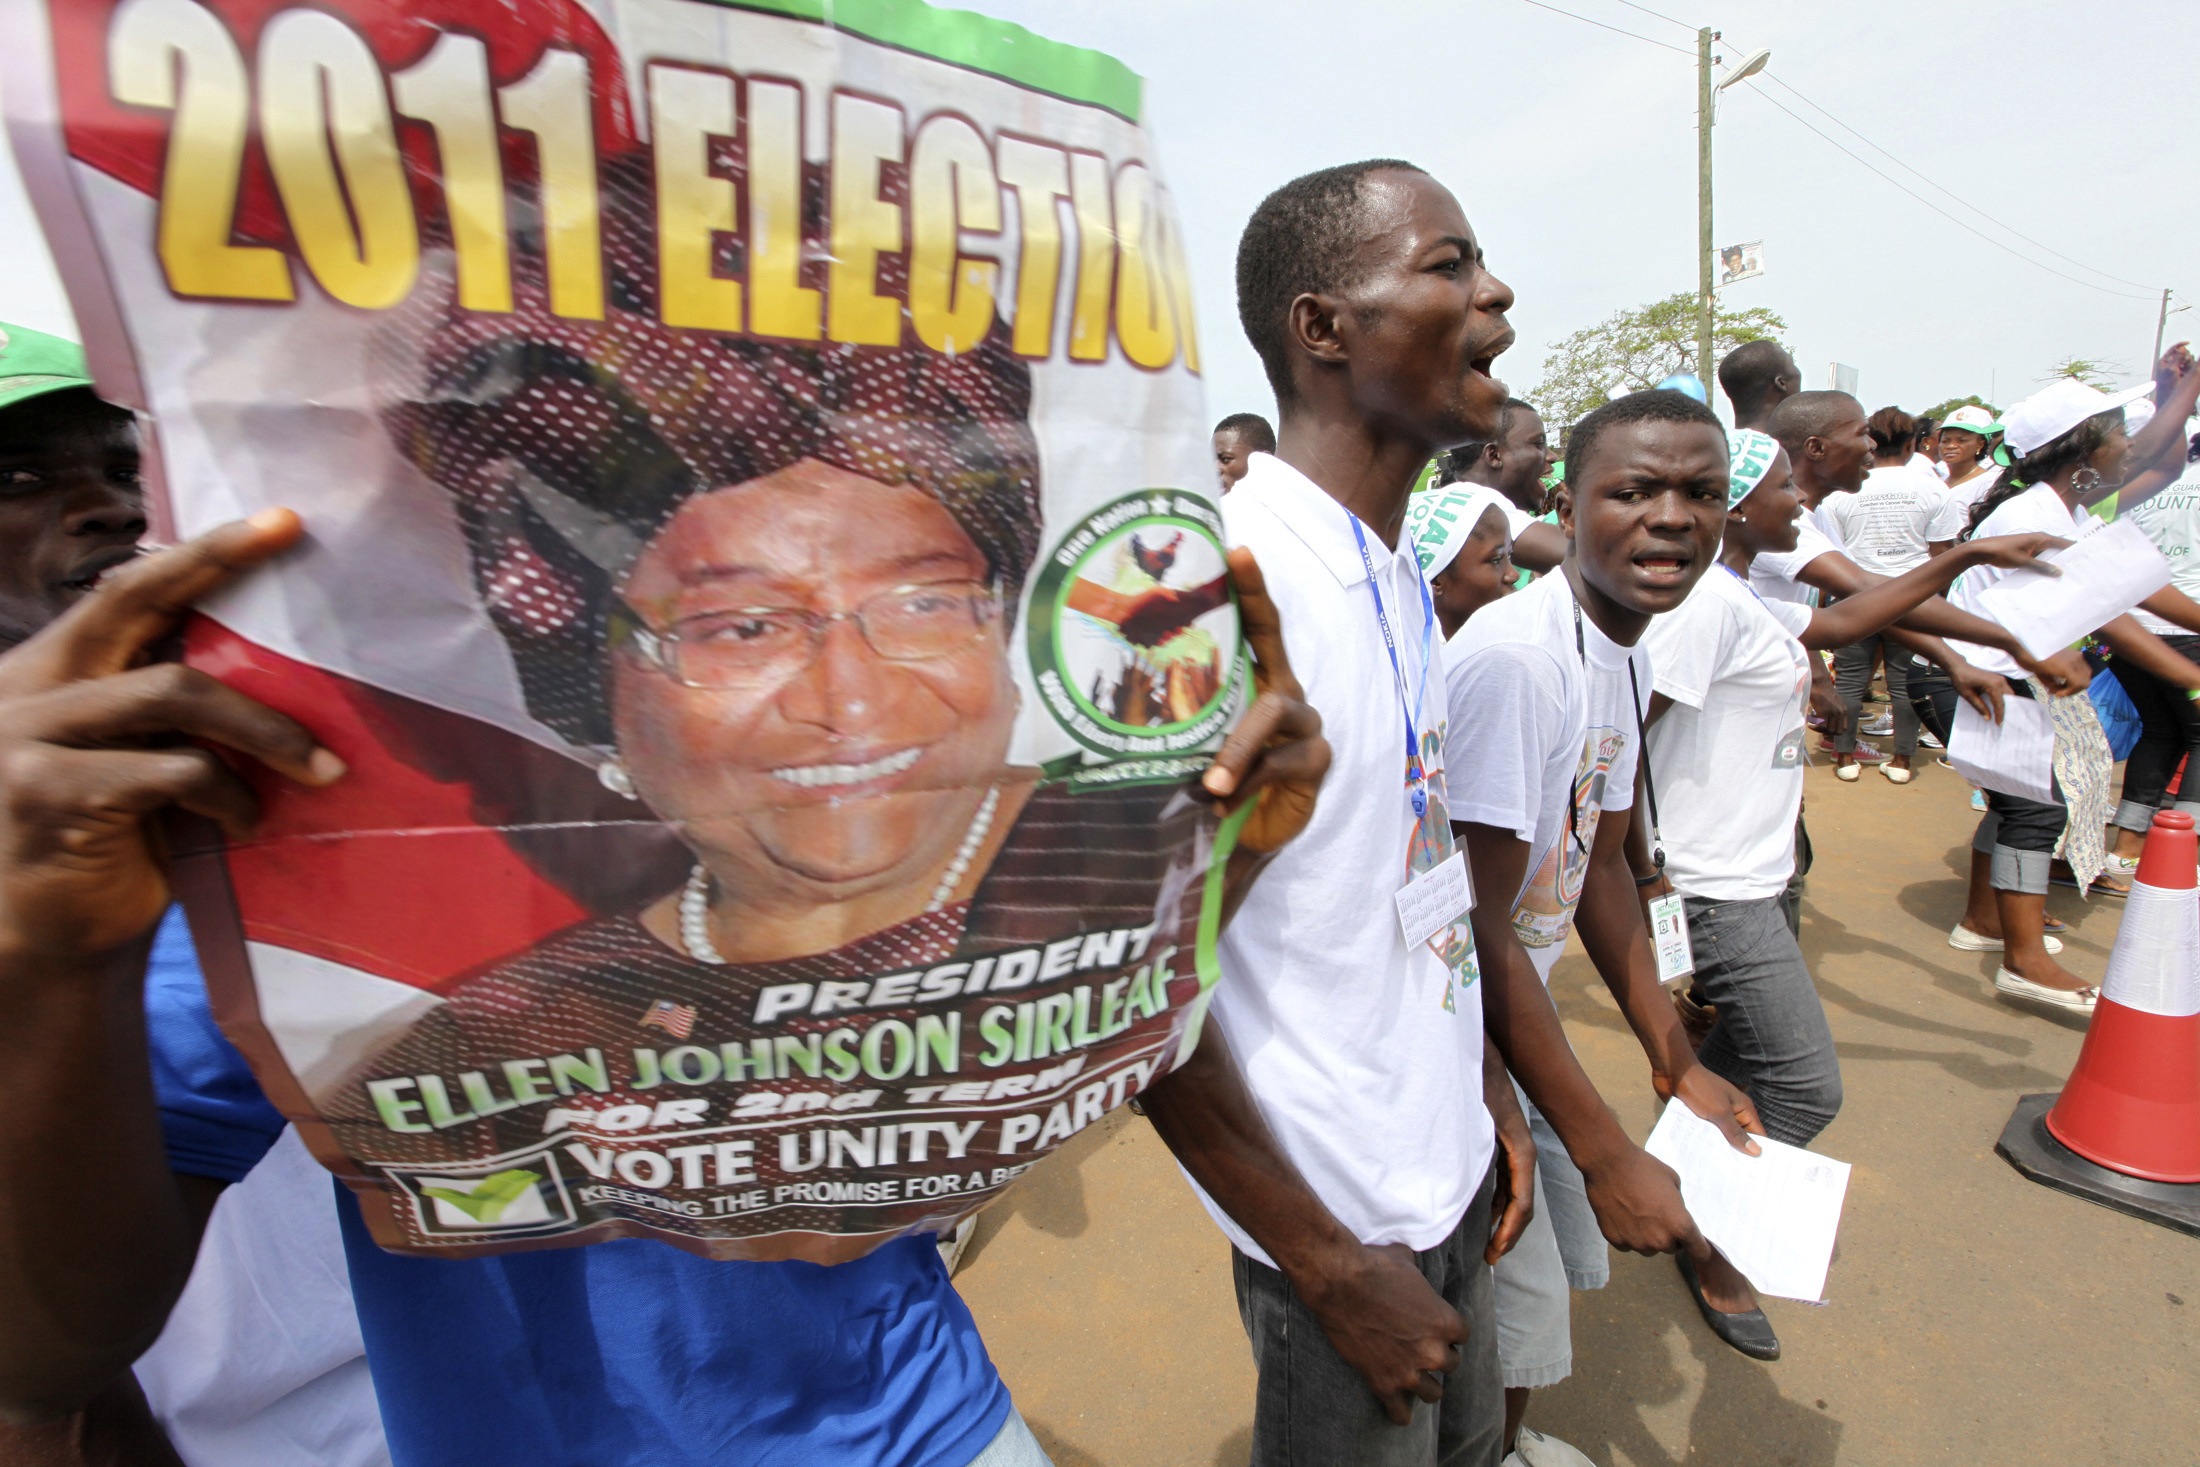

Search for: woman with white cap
xmin=1942 ymin=352 xmax=2200 ymax=1012
xmin=1635 ymin=428 xmax=2061 ymax=1356
xmin=1938 ymin=404 xmax=2005 ymax=507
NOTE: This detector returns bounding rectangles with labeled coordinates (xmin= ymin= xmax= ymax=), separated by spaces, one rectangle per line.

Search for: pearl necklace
xmin=678 ymin=786 xmax=1001 ymax=966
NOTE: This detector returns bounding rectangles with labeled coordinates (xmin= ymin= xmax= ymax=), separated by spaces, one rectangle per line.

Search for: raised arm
xmin=1797 ymin=546 xmax=2089 ymax=691
xmin=2083 ymin=345 xmax=2200 ymax=518
xmin=1798 ymin=534 xmax=2068 ymax=651
xmin=0 ymin=514 xmax=343 ymax=1419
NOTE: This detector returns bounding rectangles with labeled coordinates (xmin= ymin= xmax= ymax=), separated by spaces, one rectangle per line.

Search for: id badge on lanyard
xmin=1646 ymin=892 xmax=1694 ymax=982
xmin=1345 ymin=512 xmax=1472 ymax=948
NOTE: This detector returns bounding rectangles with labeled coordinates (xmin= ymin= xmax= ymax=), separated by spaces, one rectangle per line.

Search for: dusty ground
xmin=955 ymin=759 xmax=2200 ymax=1466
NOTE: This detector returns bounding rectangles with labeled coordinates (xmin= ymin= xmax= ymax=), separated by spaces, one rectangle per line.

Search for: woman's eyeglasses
xmin=610 ymin=581 xmax=1004 ymax=689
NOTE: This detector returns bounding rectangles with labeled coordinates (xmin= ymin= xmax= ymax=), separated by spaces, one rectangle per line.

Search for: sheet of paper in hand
xmin=1646 ymin=1102 xmax=1851 ymax=1304
xmin=1974 ymin=518 xmax=2171 ymax=661
xmin=4 ymin=0 xmax=1242 ymax=1260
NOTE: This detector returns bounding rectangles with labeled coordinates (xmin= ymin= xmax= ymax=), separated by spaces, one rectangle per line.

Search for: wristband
xmin=1634 ymin=871 xmax=1667 ymax=887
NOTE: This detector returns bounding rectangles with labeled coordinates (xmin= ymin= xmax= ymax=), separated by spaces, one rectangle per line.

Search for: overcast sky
xmin=3 ymin=0 xmax=2192 ymax=427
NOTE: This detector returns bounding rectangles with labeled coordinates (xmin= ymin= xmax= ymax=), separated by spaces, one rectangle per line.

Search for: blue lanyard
xmin=1346 ymin=511 xmax=1437 ymax=818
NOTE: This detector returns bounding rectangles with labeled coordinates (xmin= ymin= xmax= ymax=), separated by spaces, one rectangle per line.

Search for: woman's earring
xmin=598 ymin=758 xmax=638 ymax=799
xmin=2073 ymin=466 xmax=2104 ymax=494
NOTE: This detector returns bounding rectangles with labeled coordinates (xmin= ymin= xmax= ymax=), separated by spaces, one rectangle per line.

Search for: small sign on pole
xmin=1718 ymin=240 xmax=1765 ymax=287
xmin=1829 ymin=363 xmax=1860 ymax=396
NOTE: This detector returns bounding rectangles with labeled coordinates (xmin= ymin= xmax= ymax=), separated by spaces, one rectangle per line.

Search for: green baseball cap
xmin=0 ymin=322 xmax=96 ymax=413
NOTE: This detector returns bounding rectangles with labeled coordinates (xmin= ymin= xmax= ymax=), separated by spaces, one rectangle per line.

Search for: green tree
xmin=2045 ymin=356 xmax=2121 ymax=390
xmin=1924 ymin=393 xmax=1996 ymax=421
xmin=1529 ymin=292 xmax=1788 ymax=429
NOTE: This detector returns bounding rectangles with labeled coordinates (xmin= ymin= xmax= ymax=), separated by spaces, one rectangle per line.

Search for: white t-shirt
xmin=1828 ymin=462 xmax=1967 ymax=575
xmin=1203 ymin=453 xmax=1491 ymax=1263
xmin=1749 ymin=514 xmax=1846 ymax=607
xmin=1445 ymin=571 xmax=1644 ymax=983
xmin=1643 ymin=568 xmax=1817 ymax=902
xmin=1948 ymin=482 xmax=2105 ymax=677
xmin=1943 ymin=463 xmax=2002 ymax=510
xmin=134 ymin=1127 xmax=390 ymax=1467
xmin=2127 ymin=460 xmax=2200 ymax=635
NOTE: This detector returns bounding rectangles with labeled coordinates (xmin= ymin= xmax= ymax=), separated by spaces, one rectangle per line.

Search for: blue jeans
xmin=1232 ymin=1166 xmax=1503 ymax=1467
xmin=1684 ymin=894 xmax=1843 ymax=1147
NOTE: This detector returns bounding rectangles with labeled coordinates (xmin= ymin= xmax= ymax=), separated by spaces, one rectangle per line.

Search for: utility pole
xmin=2156 ymin=287 xmax=2173 ymax=365
xmin=1696 ymin=27 xmax=1715 ymax=388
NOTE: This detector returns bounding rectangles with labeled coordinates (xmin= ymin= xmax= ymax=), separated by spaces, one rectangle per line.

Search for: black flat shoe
xmin=1677 ymin=1253 xmax=1781 ymax=1361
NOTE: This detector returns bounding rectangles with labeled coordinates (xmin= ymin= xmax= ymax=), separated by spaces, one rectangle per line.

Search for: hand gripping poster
xmin=3 ymin=0 xmax=1241 ymax=1259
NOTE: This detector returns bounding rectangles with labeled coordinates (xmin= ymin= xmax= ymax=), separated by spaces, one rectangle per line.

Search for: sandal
xmin=1993 ymin=968 xmax=2099 ymax=1013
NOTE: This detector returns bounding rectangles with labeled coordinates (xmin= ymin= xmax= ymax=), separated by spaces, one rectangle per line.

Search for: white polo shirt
xmin=1199 ymin=453 xmax=1493 ymax=1263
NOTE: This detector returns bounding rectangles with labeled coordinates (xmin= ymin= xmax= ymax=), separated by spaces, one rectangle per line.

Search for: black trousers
xmin=2112 ymin=635 xmax=2200 ymax=824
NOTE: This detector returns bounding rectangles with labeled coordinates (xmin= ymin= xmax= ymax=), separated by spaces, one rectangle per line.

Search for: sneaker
xmin=1918 ymin=728 xmax=1944 ymax=749
xmin=1863 ymin=713 xmax=1894 ymax=736
xmin=1508 ymin=1426 xmax=1598 ymax=1467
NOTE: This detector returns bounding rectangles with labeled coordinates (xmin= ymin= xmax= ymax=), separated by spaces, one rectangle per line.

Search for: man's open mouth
xmin=1634 ymin=552 xmax=1693 ymax=576
xmin=769 ymin=747 xmax=922 ymax=789
xmin=56 ymin=547 xmax=139 ymax=594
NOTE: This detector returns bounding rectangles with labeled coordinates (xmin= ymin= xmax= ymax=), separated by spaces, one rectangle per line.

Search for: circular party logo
xmin=1027 ymin=490 xmax=1245 ymax=760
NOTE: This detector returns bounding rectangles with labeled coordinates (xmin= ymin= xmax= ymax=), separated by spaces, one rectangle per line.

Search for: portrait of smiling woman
xmin=316 ymin=258 xmax=1237 ymax=1258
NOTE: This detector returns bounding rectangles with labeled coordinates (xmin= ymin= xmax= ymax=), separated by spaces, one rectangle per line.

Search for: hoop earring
xmin=2072 ymin=467 xmax=2103 ymax=495
xmin=598 ymin=758 xmax=639 ymax=799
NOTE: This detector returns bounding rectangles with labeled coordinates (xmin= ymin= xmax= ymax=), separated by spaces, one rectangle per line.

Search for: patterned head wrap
xmin=379 ymin=157 xmax=1041 ymax=749
xmin=1726 ymin=428 xmax=1780 ymax=510
xmin=1404 ymin=485 xmax=1514 ymax=582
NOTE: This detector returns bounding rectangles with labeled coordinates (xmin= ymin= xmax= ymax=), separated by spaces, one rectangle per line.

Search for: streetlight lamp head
xmin=1719 ymin=49 xmax=1771 ymax=89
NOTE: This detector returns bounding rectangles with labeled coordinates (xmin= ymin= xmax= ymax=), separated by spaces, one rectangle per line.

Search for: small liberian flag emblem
xmin=640 ymin=1000 xmax=697 ymax=1039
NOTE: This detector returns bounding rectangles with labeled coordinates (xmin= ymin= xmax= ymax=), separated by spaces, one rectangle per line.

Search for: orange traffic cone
xmin=1998 ymin=811 xmax=2200 ymax=1234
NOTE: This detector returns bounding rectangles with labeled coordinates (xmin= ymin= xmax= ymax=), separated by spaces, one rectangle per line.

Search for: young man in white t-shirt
xmin=1449 ymin=391 xmax=1767 ymax=1419
xmin=1641 ymin=429 xmax=2061 ymax=1165
xmin=1171 ymin=161 xmax=1708 ymax=1467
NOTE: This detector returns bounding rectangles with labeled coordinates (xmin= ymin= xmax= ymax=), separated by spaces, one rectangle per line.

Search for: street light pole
xmin=2156 ymin=287 xmax=2172 ymax=365
xmin=1696 ymin=27 xmax=1715 ymax=388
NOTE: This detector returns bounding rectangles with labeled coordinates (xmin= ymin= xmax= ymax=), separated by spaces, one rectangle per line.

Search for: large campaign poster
xmin=4 ymin=0 xmax=1240 ymax=1260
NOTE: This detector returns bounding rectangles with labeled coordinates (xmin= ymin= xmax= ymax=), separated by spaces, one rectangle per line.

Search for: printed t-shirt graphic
xmin=2128 ymin=454 xmax=2200 ymax=635
xmin=1445 ymin=572 xmax=1645 ymax=982
xmin=10 ymin=0 xmax=1237 ymax=1260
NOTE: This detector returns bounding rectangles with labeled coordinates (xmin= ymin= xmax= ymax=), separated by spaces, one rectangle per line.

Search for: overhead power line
xmin=1737 ymin=84 xmax=2162 ymax=303
xmin=1605 ymin=0 xmax=1699 ymax=34
xmin=1512 ymin=0 xmax=1695 ymax=56
xmin=1506 ymin=0 xmax=2169 ymax=305
xmin=1757 ymin=73 xmax=2164 ymax=294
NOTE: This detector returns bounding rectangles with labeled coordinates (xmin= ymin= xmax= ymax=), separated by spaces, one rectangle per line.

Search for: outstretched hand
xmin=1966 ymin=532 xmax=2070 ymax=574
xmin=1203 ymin=548 xmax=1329 ymax=855
xmin=0 ymin=511 xmax=343 ymax=961
xmin=2018 ymin=646 xmax=2092 ymax=697
xmin=1946 ymin=656 xmax=2007 ymax=723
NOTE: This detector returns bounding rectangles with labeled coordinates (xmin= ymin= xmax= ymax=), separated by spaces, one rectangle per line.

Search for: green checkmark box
xmin=421 ymin=1169 xmax=543 ymax=1224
